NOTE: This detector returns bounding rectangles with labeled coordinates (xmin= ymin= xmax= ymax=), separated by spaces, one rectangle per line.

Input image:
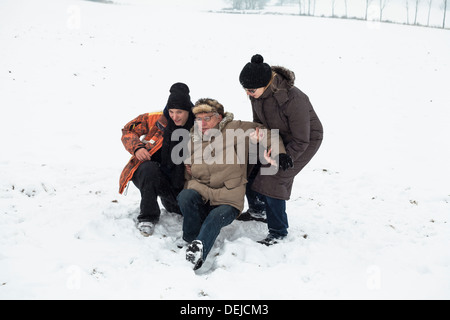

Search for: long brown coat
xmin=251 ymin=66 xmax=324 ymax=200
xmin=185 ymin=112 xmax=285 ymax=213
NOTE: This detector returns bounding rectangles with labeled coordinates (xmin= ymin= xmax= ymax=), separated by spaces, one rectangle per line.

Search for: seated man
xmin=119 ymin=83 xmax=195 ymax=236
xmin=177 ymin=98 xmax=288 ymax=270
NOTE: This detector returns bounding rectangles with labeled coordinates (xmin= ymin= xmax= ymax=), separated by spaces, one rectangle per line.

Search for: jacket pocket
xmin=224 ymin=176 xmax=244 ymax=190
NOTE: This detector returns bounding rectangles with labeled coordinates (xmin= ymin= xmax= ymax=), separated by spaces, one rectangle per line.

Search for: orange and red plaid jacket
xmin=119 ymin=112 xmax=167 ymax=194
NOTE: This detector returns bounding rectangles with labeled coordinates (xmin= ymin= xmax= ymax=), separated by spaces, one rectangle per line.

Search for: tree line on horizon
xmin=226 ymin=0 xmax=448 ymax=29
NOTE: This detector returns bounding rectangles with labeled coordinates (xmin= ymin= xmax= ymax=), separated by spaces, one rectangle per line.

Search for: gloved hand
xmin=278 ymin=154 xmax=294 ymax=171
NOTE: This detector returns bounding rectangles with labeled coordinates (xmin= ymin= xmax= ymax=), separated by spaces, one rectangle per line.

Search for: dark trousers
xmin=246 ymin=163 xmax=266 ymax=213
xmin=178 ymin=189 xmax=240 ymax=261
xmin=247 ymin=164 xmax=289 ymax=238
xmin=264 ymin=196 xmax=288 ymax=238
xmin=132 ymin=161 xmax=181 ymax=223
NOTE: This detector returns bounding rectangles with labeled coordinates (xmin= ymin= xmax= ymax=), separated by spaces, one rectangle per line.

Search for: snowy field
xmin=1 ymin=0 xmax=449 ymax=300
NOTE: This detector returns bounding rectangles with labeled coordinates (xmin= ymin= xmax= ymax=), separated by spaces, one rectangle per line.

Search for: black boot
xmin=237 ymin=209 xmax=267 ymax=223
xmin=257 ymin=234 xmax=285 ymax=247
xmin=186 ymin=240 xmax=204 ymax=270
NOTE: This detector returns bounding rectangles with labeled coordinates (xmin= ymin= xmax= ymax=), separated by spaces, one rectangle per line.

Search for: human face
xmin=245 ymin=87 xmax=265 ymax=99
xmin=169 ymin=109 xmax=190 ymax=127
xmin=195 ymin=112 xmax=222 ymax=135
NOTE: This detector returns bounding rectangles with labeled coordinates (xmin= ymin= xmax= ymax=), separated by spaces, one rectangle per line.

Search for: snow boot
xmin=257 ymin=234 xmax=284 ymax=247
xmin=137 ymin=221 xmax=155 ymax=237
xmin=237 ymin=209 xmax=267 ymax=223
xmin=186 ymin=240 xmax=204 ymax=270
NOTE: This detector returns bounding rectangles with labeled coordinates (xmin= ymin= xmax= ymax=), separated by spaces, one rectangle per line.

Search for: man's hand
xmin=135 ymin=148 xmax=151 ymax=162
xmin=185 ymin=165 xmax=192 ymax=176
xmin=250 ymin=127 xmax=265 ymax=144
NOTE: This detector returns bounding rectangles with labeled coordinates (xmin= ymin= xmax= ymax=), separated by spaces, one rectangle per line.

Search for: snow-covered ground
xmin=0 ymin=0 xmax=449 ymax=300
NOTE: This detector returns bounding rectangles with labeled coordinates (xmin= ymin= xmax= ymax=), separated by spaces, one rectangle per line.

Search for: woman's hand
xmin=264 ymin=148 xmax=277 ymax=167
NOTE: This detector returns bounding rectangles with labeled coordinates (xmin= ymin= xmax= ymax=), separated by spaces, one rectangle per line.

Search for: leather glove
xmin=278 ymin=154 xmax=294 ymax=171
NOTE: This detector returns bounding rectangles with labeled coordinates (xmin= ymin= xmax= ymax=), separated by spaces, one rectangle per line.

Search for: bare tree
xmin=365 ymin=0 xmax=373 ymax=20
xmin=229 ymin=0 xmax=243 ymax=9
xmin=310 ymin=0 xmax=316 ymax=16
xmin=427 ymin=0 xmax=433 ymax=26
xmin=414 ymin=0 xmax=421 ymax=24
xmin=298 ymin=0 xmax=312 ymax=15
xmin=405 ymin=0 xmax=411 ymax=24
xmin=228 ymin=0 xmax=270 ymax=10
xmin=380 ymin=0 xmax=390 ymax=21
xmin=331 ymin=0 xmax=337 ymax=17
xmin=246 ymin=0 xmax=256 ymax=9
xmin=443 ymin=0 xmax=448 ymax=28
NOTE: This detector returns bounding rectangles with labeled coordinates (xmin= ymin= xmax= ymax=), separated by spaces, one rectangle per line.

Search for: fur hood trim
xmin=192 ymin=104 xmax=215 ymax=115
xmin=192 ymin=98 xmax=225 ymax=117
xmin=271 ymin=66 xmax=296 ymax=88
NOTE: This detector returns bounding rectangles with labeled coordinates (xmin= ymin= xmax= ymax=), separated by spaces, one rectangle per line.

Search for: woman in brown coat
xmin=239 ymin=54 xmax=324 ymax=245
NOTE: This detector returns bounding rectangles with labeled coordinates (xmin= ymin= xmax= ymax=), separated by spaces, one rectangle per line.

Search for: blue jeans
xmin=177 ymin=189 xmax=240 ymax=261
xmin=264 ymin=195 xmax=289 ymax=238
xmin=246 ymin=166 xmax=289 ymax=238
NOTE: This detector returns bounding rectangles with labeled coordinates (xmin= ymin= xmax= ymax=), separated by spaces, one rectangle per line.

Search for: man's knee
xmin=177 ymin=189 xmax=201 ymax=207
xmin=132 ymin=161 xmax=160 ymax=188
xmin=138 ymin=161 xmax=160 ymax=177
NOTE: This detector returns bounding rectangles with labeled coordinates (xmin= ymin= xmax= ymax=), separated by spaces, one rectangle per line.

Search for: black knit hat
xmin=165 ymin=83 xmax=194 ymax=111
xmin=239 ymin=54 xmax=273 ymax=89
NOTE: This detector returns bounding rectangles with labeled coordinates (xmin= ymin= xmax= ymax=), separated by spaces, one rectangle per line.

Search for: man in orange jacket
xmin=119 ymin=83 xmax=195 ymax=236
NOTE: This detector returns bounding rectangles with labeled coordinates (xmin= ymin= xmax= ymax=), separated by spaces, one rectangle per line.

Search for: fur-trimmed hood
xmin=255 ymin=66 xmax=296 ymax=105
xmin=271 ymin=66 xmax=296 ymax=89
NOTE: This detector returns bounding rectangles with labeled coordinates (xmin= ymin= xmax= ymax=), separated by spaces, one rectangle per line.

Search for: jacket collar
xmin=257 ymin=74 xmax=290 ymax=106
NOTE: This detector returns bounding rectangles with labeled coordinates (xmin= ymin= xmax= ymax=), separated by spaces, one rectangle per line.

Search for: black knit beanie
xmin=239 ymin=54 xmax=273 ymax=89
xmin=165 ymin=83 xmax=194 ymax=112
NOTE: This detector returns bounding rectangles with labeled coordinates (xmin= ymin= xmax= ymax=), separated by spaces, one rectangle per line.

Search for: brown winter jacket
xmin=185 ymin=112 xmax=286 ymax=213
xmin=119 ymin=112 xmax=167 ymax=194
xmin=250 ymin=66 xmax=324 ymax=200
